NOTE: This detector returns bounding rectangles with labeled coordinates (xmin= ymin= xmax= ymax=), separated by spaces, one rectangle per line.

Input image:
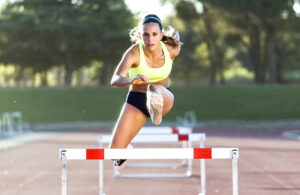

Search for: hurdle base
xmin=115 ymin=173 xmax=192 ymax=178
xmin=125 ymin=162 xmax=187 ymax=168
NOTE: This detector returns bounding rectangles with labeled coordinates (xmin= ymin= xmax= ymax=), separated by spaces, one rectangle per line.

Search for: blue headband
xmin=143 ymin=17 xmax=161 ymax=24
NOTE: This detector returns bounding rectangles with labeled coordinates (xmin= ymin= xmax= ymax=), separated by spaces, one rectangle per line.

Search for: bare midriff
xmin=129 ymin=77 xmax=169 ymax=93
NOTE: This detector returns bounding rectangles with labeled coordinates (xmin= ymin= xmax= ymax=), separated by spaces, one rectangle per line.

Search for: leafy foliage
xmin=0 ymin=0 xmax=134 ymax=85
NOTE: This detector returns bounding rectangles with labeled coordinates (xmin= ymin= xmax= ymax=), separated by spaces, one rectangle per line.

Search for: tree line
xmin=0 ymin=0 xmax=134 ymax=86
xmin=0 ymin=0 xmax=299 ymax=86
xmin=171 ymin=0 xmax=299 ymax=84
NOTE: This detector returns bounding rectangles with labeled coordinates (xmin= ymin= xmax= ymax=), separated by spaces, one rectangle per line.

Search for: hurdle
xmin=11 ymin=112 xmax=23 ymax=133
xmin=0 ymin=112 xmax=23 ymax=136
xmin=138 ymin=126 xmax=192 ymax=134
xmin=128 ymin=126 xmax=193 ymax=167
xmin=176 ymin=110 xmax=197 ymax=127
xmin=99 ymin=125 xmax=194 ymax=168
xmin=98 ymin=133 xmax=206 ymax=178
xmin=59 ymin=148 xmax=238 ymax=195
xmin=1 ymin=112 xmax=13 ymax=136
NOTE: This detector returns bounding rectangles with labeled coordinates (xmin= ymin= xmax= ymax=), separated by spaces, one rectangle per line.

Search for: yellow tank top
xmin=129 ymin=41 xmax=173 ymax=82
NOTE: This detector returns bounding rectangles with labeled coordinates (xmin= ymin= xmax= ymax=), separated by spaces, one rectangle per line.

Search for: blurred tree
xmin=201 ymin=3 xmax=226 ymax=84
xmin=275 ymin=7 xmax=300 ymax=83
xmin=167 ymin=0 xmax=240 ymax=85
xmin=88 ymin=0 xmax=134 ymax=85
xmin=0 ymin=1 xmax=57 ymax=86
xmin=201 ymin=0 xmax=296 ymax=84
xmin=216 ymin=11 xmax=266 ymax=83
xmin=0 ymin=0 xmax=134 ymax=86
xmin=174 ymin=0 xmax=202 ymax=85
xmin=171 ymin=0 xmax=228 ymax=85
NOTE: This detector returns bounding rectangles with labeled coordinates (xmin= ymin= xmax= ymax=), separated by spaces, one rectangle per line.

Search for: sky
xmin=0 ymin=0 xmax=175 ymax=19
xmin=0 ymin=0 xmax=299 ymax=18
xmin=124 ymin=0 xmax=174 ymax=20
xmin=294 ymin=2 xmax=300 ymax=14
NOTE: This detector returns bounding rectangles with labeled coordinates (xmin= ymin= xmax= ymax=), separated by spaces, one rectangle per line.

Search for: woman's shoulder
xmin=122 ymin=43 xmax=140 ymax=68
xmin=126 ymin=43 xmax=140 ymax=57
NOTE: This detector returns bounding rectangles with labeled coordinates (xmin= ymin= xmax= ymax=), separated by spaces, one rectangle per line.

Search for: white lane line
xmin=0 ymin=132 xmax=58 ymax=150
xmin=241 ymin=159 xmax=300 ymax=194
xmin=3 ymin=172 xmax=44 ymax=195
xmin=19 ymin=171 xmax=43 ymax=187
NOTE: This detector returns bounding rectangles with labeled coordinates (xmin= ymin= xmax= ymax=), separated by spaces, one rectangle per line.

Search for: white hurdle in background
xmin=98 ymin=128 xmax=207 ymax=192
xmin=59 ymin=148 xmax=239 ymax=195
xmin=138 ymin=126 xmax=192 ymax=135
xmin=98 ymin=133 xmax=206 ymax=176
xmin=0 ymin=112 xmax=23 ymax=136
xmin=131 ymin=126 xmax=193 ymax=167
xmin=176 ymin=110 xmax=197 ymax=127
xmin=11 ymin=112 xmax=23 ymax=133
xmin=1 ymin=112 xmax=13 ymax=136
xmin=105 ymin=126 xmax=193 ymax=169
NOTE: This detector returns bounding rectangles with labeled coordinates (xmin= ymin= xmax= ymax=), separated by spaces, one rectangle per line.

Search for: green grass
xmin=0 ymin=87 xmax=128 ymax=123
xmin=172 ymin=85 xmax=300 ymax=120
xmin=1 ymin=85 xmax=300 ymax=123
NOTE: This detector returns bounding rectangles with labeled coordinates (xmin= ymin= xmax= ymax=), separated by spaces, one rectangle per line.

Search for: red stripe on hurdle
xmin=172 ymin=127 xmax=179 ymax=134
xmin=193 ymin=148 xmax=212 ymax=159
xmin=86 ymin=149 xmax=104 ymax=160
xmin=178 ymin=134 xmax=189 ymax=141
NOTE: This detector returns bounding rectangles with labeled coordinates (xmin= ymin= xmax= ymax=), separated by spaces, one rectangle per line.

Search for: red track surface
xmin=1 ymin=131 xmax=300 ymax=195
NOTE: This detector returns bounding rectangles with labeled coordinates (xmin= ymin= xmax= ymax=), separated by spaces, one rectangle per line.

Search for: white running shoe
xmin=147 ymin=91 xmax=163 ymax=125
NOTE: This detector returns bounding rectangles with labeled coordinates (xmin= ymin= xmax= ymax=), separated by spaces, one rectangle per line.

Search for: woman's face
xmin=140 ymin=22 xmax=163 ymax=51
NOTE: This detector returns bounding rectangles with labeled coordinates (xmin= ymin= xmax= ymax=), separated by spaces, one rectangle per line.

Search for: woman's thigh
xmin=110 ymin=103 xmax=148 ymax=149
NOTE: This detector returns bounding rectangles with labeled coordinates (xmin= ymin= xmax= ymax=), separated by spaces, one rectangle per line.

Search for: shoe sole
xmin=148 ymin=92 xmax=163 ymax=125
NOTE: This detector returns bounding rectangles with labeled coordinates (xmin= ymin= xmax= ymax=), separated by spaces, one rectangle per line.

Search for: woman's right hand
xmin=130 ymin=74 xmax=150 ymax=85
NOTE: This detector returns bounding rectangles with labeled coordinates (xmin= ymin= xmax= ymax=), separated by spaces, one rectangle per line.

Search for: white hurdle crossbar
xmin=138 ymin=126 xmax=192 ymax=134
xmin=59 ymin=148 xmax=239 ymax=195
xmin=98 ymin=133 xmax=205 ymax=176
xmin=135 ymin=126 xmax=193 ymax=167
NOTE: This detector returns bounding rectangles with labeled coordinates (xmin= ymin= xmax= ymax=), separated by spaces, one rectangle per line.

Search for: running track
xmin=0 ymin=130 xmax=300 ymax=195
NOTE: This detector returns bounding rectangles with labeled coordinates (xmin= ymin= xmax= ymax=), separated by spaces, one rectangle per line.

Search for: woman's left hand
xmin=172 ymin=29 xmax=180 ymax=42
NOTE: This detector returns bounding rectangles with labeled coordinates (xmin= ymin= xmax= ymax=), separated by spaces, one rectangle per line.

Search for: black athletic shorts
xmin=126 ymin=88 xmax=174 ymax=117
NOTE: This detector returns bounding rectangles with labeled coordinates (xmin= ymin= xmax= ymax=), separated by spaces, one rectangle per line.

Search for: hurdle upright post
xmin=199 ymin=138 xmax=206 ymax=195
xmin=232 ymin=149 xmax=239 ymax=195
xmin=11 ymin=112 xmax=23 ymax=133
xmin=98 ymin=137 xmax=105 ymax=195
xmin=60 ymin=150 xmax=67 ymax=195
xmin=187 ymin=140 xmax=193 ymax=176
xmin=2 ymin=113 xmax=13 ymax=135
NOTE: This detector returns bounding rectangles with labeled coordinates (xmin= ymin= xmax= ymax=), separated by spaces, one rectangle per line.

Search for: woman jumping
xmin=109 ymin=14 xmax=181 ymax=169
